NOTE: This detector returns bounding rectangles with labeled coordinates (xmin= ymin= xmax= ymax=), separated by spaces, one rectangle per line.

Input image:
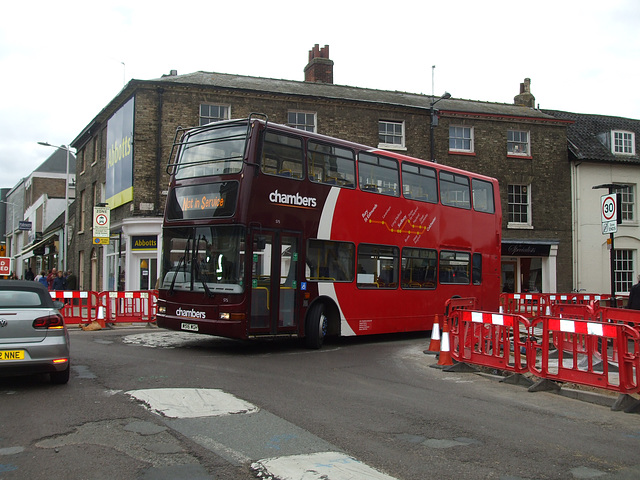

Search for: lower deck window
xmin=357 ymin=244 xmax=399 ymax=289
xmin=401 ymin=248 xmax=437 ymax=289
xmin=439 ymin=251 xmax=471 ymax=284
xmin=306 ymin=240 xmax=355 ymax=282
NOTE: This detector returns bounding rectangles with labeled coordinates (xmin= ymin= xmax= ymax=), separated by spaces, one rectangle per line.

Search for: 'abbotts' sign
xmin=131 ymin=235 xmax=157 ymax=251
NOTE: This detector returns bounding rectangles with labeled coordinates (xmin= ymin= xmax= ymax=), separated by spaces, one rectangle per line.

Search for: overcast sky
xmin=1 ymin=0 xmax=639 ymax=190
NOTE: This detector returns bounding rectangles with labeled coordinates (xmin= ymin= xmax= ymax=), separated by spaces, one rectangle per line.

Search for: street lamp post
xmin=429 ymin=92 xmax=452 ymax=162
xmin=38 ymin=142 xmax=72 ymax=272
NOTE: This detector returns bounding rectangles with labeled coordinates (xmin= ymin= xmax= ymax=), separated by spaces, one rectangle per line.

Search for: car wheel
xmin=50 ymin=364 xmax=70 ymax=385
xmin=305 ymin=302 xmax=327 ymax=349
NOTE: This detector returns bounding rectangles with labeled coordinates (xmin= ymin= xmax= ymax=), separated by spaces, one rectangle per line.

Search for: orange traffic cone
xmin=426 ymin=315 xmax=441 ymax=353
xmin=96 ymin=305 xmax=106 ymax=328
xmin=437 ymin=317 xmax=453 ymax=366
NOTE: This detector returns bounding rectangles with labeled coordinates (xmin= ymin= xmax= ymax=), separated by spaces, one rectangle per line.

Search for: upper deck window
xmin=175 ymin=125 xmax=245 ymax=180
xmin=358 ymin=152 xmax=399 ymax=196
xmin=402 ymin=162 xmax=438 ymax=203
xmin=308 ymin=141 xmax=355 ymax=188
xmin=439 ymin=172 xmax=470 ymax=209
xmin=472 ymin=178 xmax=495 ymax=213
xmin=261 ymin=131 xmax=304 ymax=179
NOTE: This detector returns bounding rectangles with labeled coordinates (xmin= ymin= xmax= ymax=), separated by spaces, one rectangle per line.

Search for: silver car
xmin=0 ymin=280 xmax=70 ymax=384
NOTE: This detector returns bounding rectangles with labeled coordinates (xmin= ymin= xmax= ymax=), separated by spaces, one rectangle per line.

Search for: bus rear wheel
xmin=305 ymin=302 xmax=327 ymax=349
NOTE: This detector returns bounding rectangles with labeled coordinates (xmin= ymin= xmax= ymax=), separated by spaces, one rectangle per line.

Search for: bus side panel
xmin=321 ymin=187 xmax=501 ymax=336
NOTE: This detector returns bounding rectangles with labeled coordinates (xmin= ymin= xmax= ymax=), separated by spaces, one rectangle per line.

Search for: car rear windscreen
xmin=0 ymin=291 xmax=45 ymax=308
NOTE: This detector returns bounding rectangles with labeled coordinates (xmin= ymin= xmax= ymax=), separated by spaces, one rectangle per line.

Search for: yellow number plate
xmin=0 ymin=350 xmax=25 ymax=360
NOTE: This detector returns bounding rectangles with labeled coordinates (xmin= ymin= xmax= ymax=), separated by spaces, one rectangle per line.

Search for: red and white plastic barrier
xmin=445 ymin=305 xmax=640 ymax=396
xmin=49 ymin=290 xmax=100 ymax=326
xmin=50 ymin=290 xmax=158 ymax=327
xmin=448 ymin=309 xmax=530 ymax=374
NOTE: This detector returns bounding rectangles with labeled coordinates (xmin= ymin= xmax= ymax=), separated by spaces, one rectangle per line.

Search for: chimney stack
xmin=304 ymin=44 xmax=334 ymax=84
xmin=514 ymin=78 xmax=535 ymax=108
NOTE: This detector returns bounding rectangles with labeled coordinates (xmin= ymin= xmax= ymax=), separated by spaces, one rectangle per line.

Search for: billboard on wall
xmin=106 ymin=97 xmax=134 ymax=208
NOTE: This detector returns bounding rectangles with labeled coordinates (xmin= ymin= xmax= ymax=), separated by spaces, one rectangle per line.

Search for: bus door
xmin=249 ymin=230 xmax=300 ymax=335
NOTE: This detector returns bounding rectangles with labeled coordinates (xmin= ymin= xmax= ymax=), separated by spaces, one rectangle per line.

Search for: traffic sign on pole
xmin=601 ymin=194 xmax=617 ymax=235
xmin=93 ymin=206 xmax=111 ymax=245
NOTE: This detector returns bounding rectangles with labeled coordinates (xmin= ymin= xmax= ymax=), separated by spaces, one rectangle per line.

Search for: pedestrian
xmin=38 ymin=271 xmax=48 ymax=287
xmin=25 ymin=267 xmax=34 ymax=281
xmin=52 ymin=270 xmax=67 ymax=291
xmin=628 ymin=275 xmax=640 ymax=310
xmin=65 ymin=270 xmax=77 ymax=290
xmin=47 ymin=268 xmax=57 ymax=291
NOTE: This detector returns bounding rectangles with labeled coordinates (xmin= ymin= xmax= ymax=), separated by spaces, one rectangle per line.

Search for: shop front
xmin=501 ymin=240 xmax=558 ymax=294
xmin=104 ymin=218 xmax=161 ymax=292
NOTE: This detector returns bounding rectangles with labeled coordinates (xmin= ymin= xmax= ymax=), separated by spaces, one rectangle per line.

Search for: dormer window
xmin=612 ymin=130 xmax=635 ymax=155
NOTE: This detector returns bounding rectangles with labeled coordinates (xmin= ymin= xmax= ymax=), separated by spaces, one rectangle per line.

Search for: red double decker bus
xmin=157 ymin=115 xmax=501 ymax=348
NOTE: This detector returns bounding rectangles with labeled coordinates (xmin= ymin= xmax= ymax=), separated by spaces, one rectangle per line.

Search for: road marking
xmin=251 ymin=452 xmax=398 ymax=480
xmin=128 ymin=388 xmax=398 ymax=479
xmin=126 ymin=388 xmax=258 ymax=418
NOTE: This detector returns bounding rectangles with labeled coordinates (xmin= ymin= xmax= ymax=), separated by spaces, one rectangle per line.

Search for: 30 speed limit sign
xmin=601 ymin=194 xmax=617 ymax=234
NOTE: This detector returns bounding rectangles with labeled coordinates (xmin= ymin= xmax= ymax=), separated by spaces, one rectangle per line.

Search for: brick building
xmin=1 ymin=148 xmax=76 ymax=279
xmin=69 ymin=45 xmax=571 ymax=293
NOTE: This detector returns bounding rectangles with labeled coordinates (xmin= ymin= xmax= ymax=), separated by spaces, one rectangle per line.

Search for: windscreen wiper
xmin=169 ymin=235 xmax=192 ymax=295
xmin=195 ymin=235 xmax=213 ymax=297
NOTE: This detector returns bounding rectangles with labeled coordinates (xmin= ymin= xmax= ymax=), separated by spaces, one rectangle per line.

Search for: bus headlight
xmin=158 ymin=306 xmax=166 ymax=314
xmin=220 ymin=312 xmax=246 ymax=321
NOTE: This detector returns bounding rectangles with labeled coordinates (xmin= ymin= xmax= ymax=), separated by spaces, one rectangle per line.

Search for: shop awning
xmin=20 ymin=233 xmax=59 ymax=257
xmin=501 ymin=239 xmax=559 ymax=257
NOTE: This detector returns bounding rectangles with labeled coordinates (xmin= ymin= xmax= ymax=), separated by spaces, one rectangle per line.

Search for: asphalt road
xmin=2 ymin=325 xmax=640 ymax=480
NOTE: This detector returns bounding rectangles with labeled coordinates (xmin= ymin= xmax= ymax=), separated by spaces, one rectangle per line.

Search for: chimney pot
xmin=304 ymin=44 xmax=334 ymax=84
xmin=514 ymin=78 xmax=535 ymax=107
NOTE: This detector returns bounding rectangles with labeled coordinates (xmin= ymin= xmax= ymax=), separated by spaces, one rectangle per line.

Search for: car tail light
xmin=33 ymin=314 xmax=65 ymax=329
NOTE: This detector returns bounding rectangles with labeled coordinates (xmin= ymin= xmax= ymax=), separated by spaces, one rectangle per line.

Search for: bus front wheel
xmin=305 ymin=302 xmax=327 ymax=349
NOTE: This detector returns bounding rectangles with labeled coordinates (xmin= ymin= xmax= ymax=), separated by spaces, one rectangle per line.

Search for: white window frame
xmin=288 ymin=111 xmax=317 ymax=132
xmin=620 ymin=184 xmax=636 ymax=223
xmin=612 ymin=130 xmax=635 ymax=155
xmin=378 ymin=120 xmax=406 ymax=151
xmin=199 ymin=104 xmax=230 ymax=126
xmin=614 ymin=249 xmax=635 ymax=294
xmin=507 ymin=130 xmax=530 ymax=157
xmin=507 ymin=184 xmax=532 ymax=229
xmin=449 ymin=125 xmax=474 ymax=153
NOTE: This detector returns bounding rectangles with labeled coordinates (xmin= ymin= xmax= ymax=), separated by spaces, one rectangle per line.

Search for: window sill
xmin=507 ymin=154 xmax=532 ymax=160
xmin=507 ymin=223 xmax=533 ymax=230
xmin=377 ymin=144 xmax=407 ymax=152
xmin=448 ymin=150 xmax=476 ymax=157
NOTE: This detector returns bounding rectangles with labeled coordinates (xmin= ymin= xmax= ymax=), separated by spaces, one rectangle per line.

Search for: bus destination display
xmin=167 ymin=182 xmax=238 ymax=219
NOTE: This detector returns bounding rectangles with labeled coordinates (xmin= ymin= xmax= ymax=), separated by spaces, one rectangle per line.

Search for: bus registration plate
xmin=181 ymin=323 xmax=199 ymax=332
xmin=0 ymin=350 xmax=25 ymax=360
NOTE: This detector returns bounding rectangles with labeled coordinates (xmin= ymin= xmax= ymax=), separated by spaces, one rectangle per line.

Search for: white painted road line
xmin=252 ymin=452 xmax=398 ymax=480
xmin=126 ymin=388 xmax=259 ymax=418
